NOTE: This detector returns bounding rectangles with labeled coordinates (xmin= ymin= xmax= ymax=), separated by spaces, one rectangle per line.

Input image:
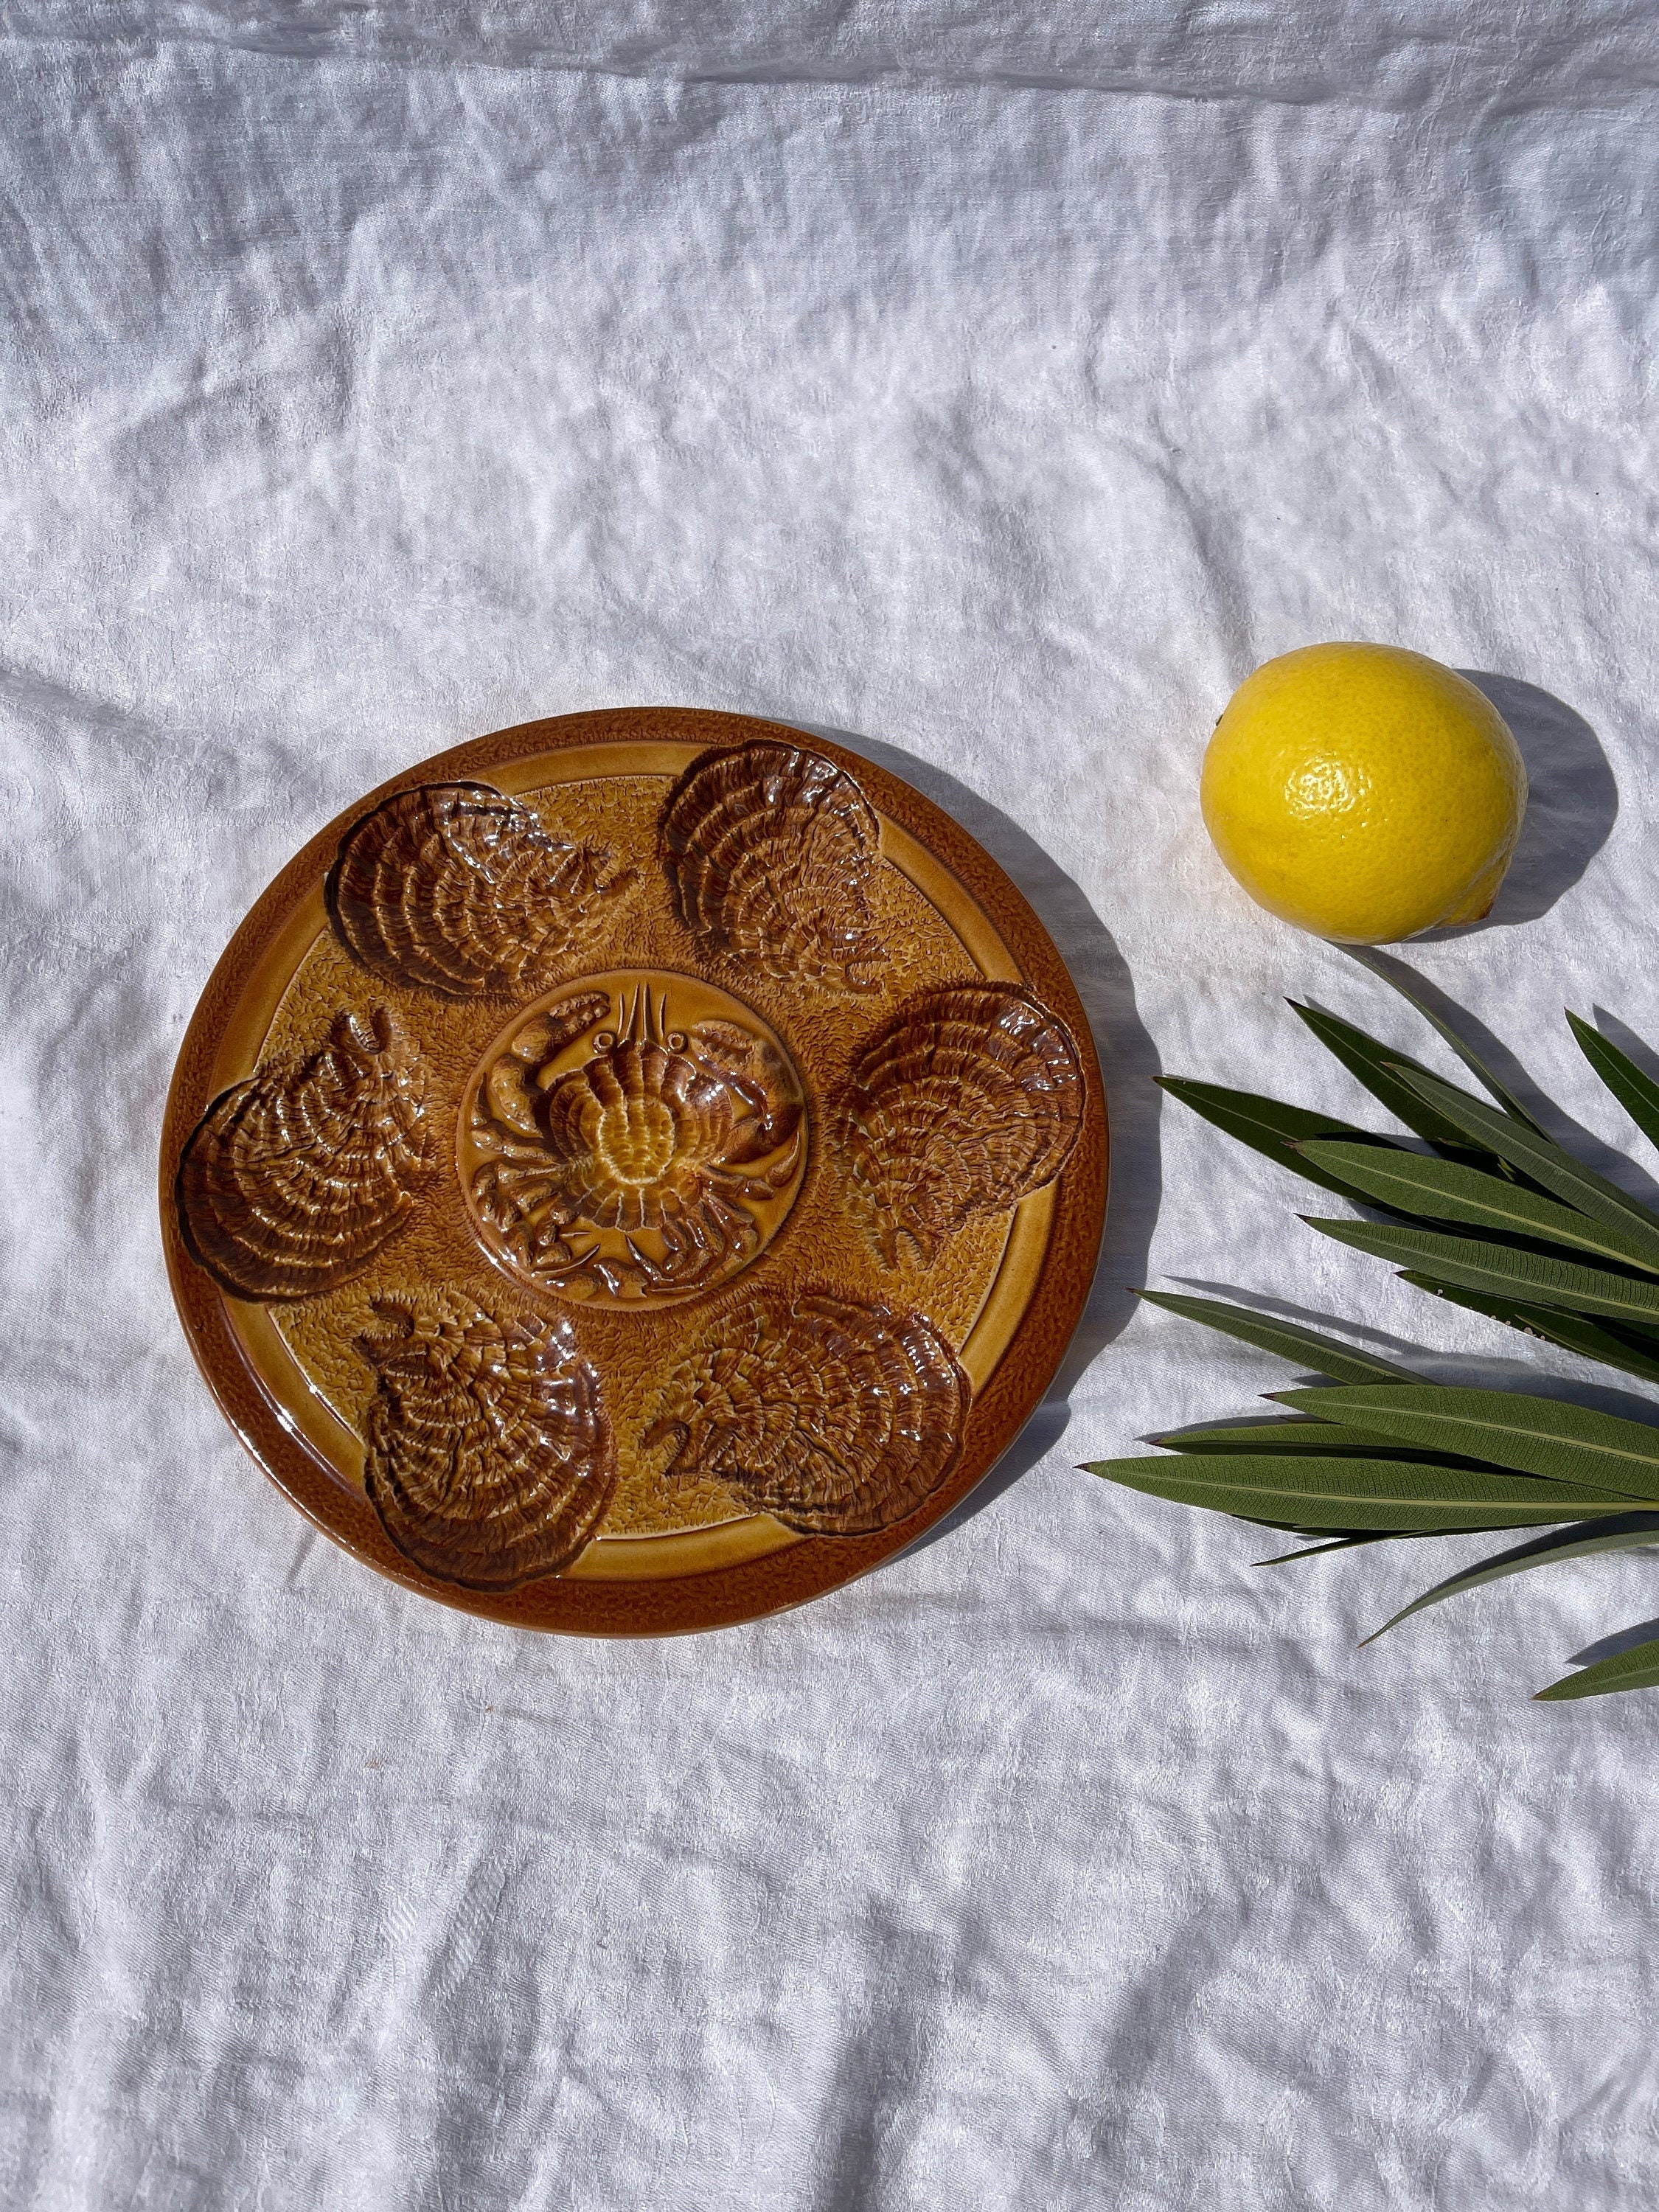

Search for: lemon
xmin=1200 ymin=643 xmax=1528 ymax=944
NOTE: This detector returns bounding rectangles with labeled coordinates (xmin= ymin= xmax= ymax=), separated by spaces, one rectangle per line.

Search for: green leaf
xmin=1399 ymin=1274 xmax=1659 ymax=1386
xmin=1133 ymin=1290 xmax=1419 ymax=1383
xmin=1272 ymin=1383 xmax=1659 ymax=1502
xmin=1298 ymin=1140 xmax=1659 ymax=1274
xmin=1568 ymin=1012 xmax=1659 ymax=1156
xmin=1149 ymin=1418 xmax=1472 ymax=1458
xmin=1340 ymin=950 xmax=1545 ymax=1131
xmin=1155 ymin=1079 xmax=1403 ymax=1199
xmin=1253 ymin=1534 xmax=1405 ymax=1564
xmin=1390 ymin=1067 xmax=1659 ymax=1253
xmin=1363 ymin=1514 xmax=1659 ymax=1644
xmin=1536 ymin=1636 xmax=1659 ymax=1702
xmin=1080 ymin=1453 xmax=1631 ymax=1532
xmin=1290 ymin=1002 xmax=1512 ymax=1152
xmin=1304 ymin=1217 xmax=1659 ymax=1326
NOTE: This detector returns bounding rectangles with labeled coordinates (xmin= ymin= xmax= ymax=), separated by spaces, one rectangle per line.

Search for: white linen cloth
xmin=4 ymin=8 xmax=1658 ymax=2204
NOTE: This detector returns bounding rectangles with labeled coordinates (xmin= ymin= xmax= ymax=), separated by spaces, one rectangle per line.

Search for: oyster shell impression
xmin=659 ymin=740 xmax=883 ymax=991
xmin=838 ymin=981 xmax=1085 ymax=1265
xmin=178 ymin=1006 xmax=431 ymax=1300
xmin=648 ymin=1289 xmax=970 ymax=1535
xmin=461 ymin=973 xmax=807 ymax=1307
xmin=358 ymin=1293 xmax=619 ymax=1589
xmin=327 ymin=781 xmax=632 ymax=1000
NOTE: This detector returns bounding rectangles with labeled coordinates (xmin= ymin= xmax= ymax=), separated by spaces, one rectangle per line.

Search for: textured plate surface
xmin=161 ymin=709 xmax=1107 ymax=1635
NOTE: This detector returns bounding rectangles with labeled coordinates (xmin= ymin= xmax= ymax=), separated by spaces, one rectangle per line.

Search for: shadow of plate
xmin=793 ymin=720 xmax=1161 ymax=1556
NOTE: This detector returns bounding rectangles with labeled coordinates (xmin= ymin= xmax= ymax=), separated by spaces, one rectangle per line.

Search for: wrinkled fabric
xmin=3 ymin=9 xmax=1658 ymax=2208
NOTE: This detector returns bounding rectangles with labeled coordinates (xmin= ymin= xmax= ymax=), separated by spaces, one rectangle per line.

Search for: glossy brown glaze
xmin=838 ymin=982 xmax=1085 ymax=1266
xmin=465 ymin=975 xmax=805 ymax=1307
xmin=178 ymin=1006 xmax=432 ymax=1300
xmin=359 ymin=1293 xmax=617 ymax=1589
xmin=327 ymin=780 xmax=631 ymax=999
xmin=649 ymin=1288 xmax=967 ymax=1534
xmin=659 ymin=740 xmax=883 ymax=990
xmin=159 ymin=708 xmax=1108 ymax=1636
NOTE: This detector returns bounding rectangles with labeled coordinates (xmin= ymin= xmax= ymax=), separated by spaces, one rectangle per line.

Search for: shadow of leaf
xmin=1166 ymin=1277 xmax=1431 ymax=1358
xmin=1165 ymin=1276 xmax=1659 ymax=1421
xmin=1570 ymin=1615 xmax=1659 ymax=1668
xmin=1587 ymin=1009 xmax=1659 ymax=1169
xmin=1335 ymin=947 xmax=1659 ymax=1210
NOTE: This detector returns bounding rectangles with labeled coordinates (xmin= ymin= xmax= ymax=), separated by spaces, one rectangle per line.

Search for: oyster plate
xmin=161 ymin=709 xmax=1107 ymax=1635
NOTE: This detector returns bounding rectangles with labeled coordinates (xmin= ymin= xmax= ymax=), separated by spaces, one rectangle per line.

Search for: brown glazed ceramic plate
xmin=161 ymin=709 xmax=1107 ymax=1635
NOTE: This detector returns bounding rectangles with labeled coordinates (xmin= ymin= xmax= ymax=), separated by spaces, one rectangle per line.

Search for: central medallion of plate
xmin=459 ymin=968 xmax=807 ymax=1308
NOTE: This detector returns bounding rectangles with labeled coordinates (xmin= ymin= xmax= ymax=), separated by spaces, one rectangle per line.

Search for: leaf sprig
xmin=1084 ymin=965 xmax=1659 ymax=1701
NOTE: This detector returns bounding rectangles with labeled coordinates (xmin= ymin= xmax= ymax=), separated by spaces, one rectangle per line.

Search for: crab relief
xmin=461 ymin=973 xmax=807 ymax=1306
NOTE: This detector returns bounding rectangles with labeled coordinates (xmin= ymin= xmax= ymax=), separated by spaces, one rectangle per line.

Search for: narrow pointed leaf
xmin=1391 ymin=1066 xmax=1659 ymax=1251
xmin=1272 ymin=1383 xmax=1659 ymax=1502
xmin=1341 ymin=950 xmax=1545 ymax=1130
xmin=1304 ymin=1216 xmax=1659 ymax=1326
xmin=1148 ymin=1418 xmax=1473 ymax=1458
xmin=1299 ymin=1141 xmax=1659 ymax=1274
xmin=1363 ymin=1514 xmax=1659 ymax=1644
xmin=1290 ymin=1002 xmax=1508 ymax=1151
xmin=1155 ymin=1078 xmax=1400 ymax=1197
xmin=1253 ymin=1534 xmax=1402 ymax=1564
xmin=1568 ymin=1011 xmax=1659 ymax=1155
xmin=1082 ymin=1453 xmax=1630 ymax=1532
xmin=1400 ymin=1273 xmax=1659 ymax=1385
xmin=1536 ymin=1636 xmax=1659 ymax=1702
xmin=1134 ymin=1290 xmax=1419 ymax=1382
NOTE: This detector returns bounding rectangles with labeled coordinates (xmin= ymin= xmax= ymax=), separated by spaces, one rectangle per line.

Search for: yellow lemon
xmin=1200 ymin=643 xmax=1528 ymax=944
